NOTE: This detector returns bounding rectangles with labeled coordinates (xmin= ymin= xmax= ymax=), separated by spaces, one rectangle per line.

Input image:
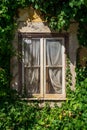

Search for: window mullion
xmin=40 ymin=38 xmax=44 ymax=97
xmin=44 ymin=38 xmax=46 ymax=97
xmin=22 ymin=40 xmax=25 ymax=94
xmin=62 ymin=38 xmax=65 ymax=96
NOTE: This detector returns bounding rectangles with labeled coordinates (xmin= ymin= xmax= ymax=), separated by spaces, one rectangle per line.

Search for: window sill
xmin=21 ymin=97 xmax=66 ymax=101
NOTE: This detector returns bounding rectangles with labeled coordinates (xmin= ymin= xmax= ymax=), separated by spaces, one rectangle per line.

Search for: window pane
xmin=46 ymin=68 xmax=62 ymax=94
xmin=46 ymin=39 xmax=62 ymax=65
xmin=22 ymin=38 xmax=40 ymax=97
xmin=46 ymin=39 xmax=63 ymax=94
xmin=24 ymin=38 xmax=40 ymax=66
xmin=24 ymin=68 xmax=40 ymax=96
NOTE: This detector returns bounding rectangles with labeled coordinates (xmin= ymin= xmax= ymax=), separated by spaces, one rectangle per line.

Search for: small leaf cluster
xmin=66 ymin=57 xmax=72 ymax=92
xmin=0 ymin=101 xmax=39 ymax=130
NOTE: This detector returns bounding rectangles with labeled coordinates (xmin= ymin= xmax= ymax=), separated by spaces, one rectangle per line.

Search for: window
xmin=19 ymin=33 xmax=66 ymax=100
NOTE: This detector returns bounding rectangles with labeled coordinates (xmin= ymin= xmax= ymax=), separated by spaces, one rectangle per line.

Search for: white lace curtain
xmin=22 ymin=38 xmax=62 ymax=95
xmin=23 ymin=38 xmax=40 ymax=95
xmin=46 ymin=39 xmax=62 ymax=94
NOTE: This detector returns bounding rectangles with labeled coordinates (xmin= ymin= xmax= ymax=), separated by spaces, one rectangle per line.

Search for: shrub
xmin=0 ymin=68 xmax=8 ymax=99
xmin=0 ymin=68 xmax=8 ymax=87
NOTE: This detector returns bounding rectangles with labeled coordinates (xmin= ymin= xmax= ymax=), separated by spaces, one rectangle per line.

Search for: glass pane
xmin=46 ymin=39 xmax=62 ymax=65
xmin=24 ymin=39 xmax=40 ymax=66
xmin=46 ymin=68 xmax=62 ymax=94
xmin=24 ymin=68 xmax=40 ymax=96
xmin=46 ymin=39 xmax=63 ymax=94
xmin=22 ymin=38 xmax=40 ymax=97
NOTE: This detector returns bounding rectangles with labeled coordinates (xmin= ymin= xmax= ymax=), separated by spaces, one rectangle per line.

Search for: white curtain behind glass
xmin=23 ymin=38 xmax=40 ymax=95
xmin=46 ymin=39 xmax=62 ymax=94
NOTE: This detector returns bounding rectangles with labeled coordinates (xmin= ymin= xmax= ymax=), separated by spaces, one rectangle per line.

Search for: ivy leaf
xmin=35 ymin=4 xmax=39 ymax=9
xmin=0 ymin=11 xmax=3 ymax=14
xmin=31 ymin=0 xmax=35 ymax=2
xmin=69 ymin=2 xmax=74 ymax=8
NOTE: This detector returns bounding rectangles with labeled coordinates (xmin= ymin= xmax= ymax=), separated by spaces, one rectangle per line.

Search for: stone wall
xmin=77 ymin=46 xmax=87 ymax=67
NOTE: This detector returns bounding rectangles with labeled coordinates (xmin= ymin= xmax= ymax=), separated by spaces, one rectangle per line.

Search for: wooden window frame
xmin=18 ymin=33 xmax=69 ymax=100
xmin=43 ymin=38 xmax=65 ymax=99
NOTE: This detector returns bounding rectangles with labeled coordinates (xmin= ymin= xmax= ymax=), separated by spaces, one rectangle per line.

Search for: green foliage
xmin=0 ymin=67 xmax=18 ymax=104
xmin=0 ymin=68 xmax=8 ymax=87
xmin=76 ymin=66 xmax=87 ymax=83
xmin=66 ymin=57 xmax=72 ymax=92
xmin=0 ymin=60 xmax=87 ymax=129
xmin=0 ymin=68 xmax=8 ymax=98
xmin=1 ymin=58 xmax=86 ymax=130
xmin=0 ymin=77 xmax=87 ymax=129
xmin=0 ymin=101 xmax=39 ymax=130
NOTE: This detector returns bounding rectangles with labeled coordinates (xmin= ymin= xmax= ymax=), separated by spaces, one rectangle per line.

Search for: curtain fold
xmin=46 ymin=39 xmax=62 ymax=94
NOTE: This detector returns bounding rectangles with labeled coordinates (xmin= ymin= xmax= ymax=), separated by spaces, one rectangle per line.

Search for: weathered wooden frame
xmin=18 ymin=33 xmax=69 ymax=100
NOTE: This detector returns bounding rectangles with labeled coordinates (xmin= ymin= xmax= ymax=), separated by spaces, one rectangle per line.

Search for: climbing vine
xmin=66 ymin=57 xmax=72 ymax=94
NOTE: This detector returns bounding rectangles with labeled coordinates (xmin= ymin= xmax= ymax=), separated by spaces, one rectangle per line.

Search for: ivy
xmin=0 ymin=78 xmax=87 ymax=129
xmin=66 ymin=57 xmax=72 ymax=95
